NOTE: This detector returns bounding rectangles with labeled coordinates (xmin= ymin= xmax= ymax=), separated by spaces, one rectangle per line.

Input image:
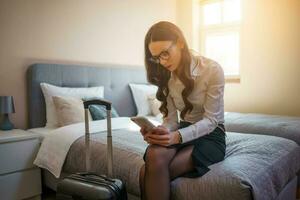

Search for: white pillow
xmin=40 ymin=83 xmax=104 ymax=128
xmin=52 ymin=96 xmax=92 ymax=127
xmin=129 ymin=83 xmax=158 ymax=116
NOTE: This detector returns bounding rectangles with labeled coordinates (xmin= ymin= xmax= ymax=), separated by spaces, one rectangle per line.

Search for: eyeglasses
xmin=148 ymin=42 xmax=175 ymax=64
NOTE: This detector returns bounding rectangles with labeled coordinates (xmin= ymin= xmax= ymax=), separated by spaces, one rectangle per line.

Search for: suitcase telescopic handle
xmin=83 ymin=99 xmax=114 ymax=178
xmin=83 ymin=99 xmax=112 ymax=110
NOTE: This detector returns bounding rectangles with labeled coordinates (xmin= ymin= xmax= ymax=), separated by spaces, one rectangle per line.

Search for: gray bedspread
xmin=225 ymin=112 xmax=300 ymax=145
xmin=63 ymin=130 xmax=300 ymax=200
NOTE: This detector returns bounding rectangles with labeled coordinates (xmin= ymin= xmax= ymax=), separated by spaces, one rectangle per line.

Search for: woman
xmin=139 ymin=21 xmax=226 ymax=200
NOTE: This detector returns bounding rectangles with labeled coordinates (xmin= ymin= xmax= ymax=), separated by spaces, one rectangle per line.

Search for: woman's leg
xmin=139 ymin=145 xmax=195 ymax=200
xmin=143 ymin=144 xmax=177 ymax=200
xmin=139 ymin=164 xmax=145 ymax=200
xmin=168 ymin=145 xmax=195 ymax=180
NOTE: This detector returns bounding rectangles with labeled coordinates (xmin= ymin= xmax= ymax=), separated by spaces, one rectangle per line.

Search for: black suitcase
xmin=56 ymin=99 xmax=127 ymax=200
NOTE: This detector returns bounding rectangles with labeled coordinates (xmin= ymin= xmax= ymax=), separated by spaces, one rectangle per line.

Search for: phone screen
xmin=131 ymin=117 xmax=155 ymax=131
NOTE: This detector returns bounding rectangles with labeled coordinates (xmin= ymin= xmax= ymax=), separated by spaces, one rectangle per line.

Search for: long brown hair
xmin=144 ymin=21 xmax=194 ymax=120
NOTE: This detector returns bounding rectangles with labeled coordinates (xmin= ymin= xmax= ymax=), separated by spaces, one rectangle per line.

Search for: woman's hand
xmin=140 ymin=127 xmax=150 ymax=142
xmin=144 ymin=125 xmax=181 ymax=146
xmin=140 ymin=126 xmax=148 ymax=137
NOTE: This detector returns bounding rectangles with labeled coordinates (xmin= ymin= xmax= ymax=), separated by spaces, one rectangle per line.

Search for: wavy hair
xmin=144 ymin=21 xmax=194 ymax=120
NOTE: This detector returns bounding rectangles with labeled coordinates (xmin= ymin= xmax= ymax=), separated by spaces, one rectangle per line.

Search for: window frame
xmin=193 ymin=0 xmax=242 ymax=83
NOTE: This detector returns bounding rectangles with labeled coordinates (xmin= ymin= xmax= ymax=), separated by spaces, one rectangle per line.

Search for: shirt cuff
xmin=178 ymin=118 xmax=217 ymax=143
xmin=178 ymin=125 xmax=195 ymax=143
xmin=162 ymin=122 xmax=179 ymax=132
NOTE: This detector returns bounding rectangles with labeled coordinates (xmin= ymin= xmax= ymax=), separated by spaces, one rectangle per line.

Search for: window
xmin=193 ymin=0 xmax=242 ymax=80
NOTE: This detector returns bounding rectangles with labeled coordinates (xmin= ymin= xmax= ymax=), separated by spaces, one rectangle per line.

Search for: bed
xmin=27 ymin=63 xmax=300 ymax=200
xmin=224 ymin=112 xmax=300 ymax=145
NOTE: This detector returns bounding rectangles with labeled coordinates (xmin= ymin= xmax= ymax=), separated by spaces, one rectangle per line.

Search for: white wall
xmin=0 ymin=0 xmax=177 ymax=128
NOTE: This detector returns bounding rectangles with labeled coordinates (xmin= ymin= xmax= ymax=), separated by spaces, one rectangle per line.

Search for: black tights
xmin=139 ymin=145 xmax=195 ymax=200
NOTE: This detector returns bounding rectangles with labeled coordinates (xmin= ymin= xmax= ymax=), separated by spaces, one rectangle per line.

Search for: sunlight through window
xmin=205 ymin=32 xmax=239 ymax=75
xmin=203 ymin=2 xmax=222 ymax=25
xmin=193 ymin=0 xmax=242 ymax=78
xmin=224 ymin=0 xmax=241 ymax=22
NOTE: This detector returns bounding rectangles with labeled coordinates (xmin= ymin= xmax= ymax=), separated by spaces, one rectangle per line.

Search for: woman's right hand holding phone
xmin=140 ymin=127 xmax=151 ymax=142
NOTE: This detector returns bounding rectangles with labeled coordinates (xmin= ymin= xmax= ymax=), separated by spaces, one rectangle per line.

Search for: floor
xmin=41 ymin=187 xmax=140 ymax=200
xmin=41 ymin=187 xmax=56 ymax=200
xmin=41 ymin=186 xmax=299 ymax=200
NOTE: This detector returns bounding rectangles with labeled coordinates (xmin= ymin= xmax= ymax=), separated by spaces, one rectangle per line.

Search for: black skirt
xmin=143 ymin=121 xmax=226 ymax=178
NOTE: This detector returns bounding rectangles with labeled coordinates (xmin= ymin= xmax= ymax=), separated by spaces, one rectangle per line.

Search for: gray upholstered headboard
xmin=27 ymin=63 xmax=148 ymax=128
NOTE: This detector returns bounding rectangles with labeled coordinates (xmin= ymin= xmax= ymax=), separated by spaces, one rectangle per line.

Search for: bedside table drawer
xmin=0 ymin=168 xmax=41 ymax=200
xmin=0 ymin=138 xmax=40 ymax=174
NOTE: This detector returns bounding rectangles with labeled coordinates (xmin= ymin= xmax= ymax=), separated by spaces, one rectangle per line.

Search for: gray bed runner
xmin=63 ymin=130 xmax=300 ymax=200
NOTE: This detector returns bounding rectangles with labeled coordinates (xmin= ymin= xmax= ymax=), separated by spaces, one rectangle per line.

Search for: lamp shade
xmin=0 ymin=96 xmax=15 ymax=114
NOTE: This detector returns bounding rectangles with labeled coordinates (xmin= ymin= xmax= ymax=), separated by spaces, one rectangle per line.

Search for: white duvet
xmin=34 ymin=117 xmax=141 ymax=178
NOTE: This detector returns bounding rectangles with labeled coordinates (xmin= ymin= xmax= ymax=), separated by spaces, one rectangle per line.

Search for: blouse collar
xmin=170 ymin=50 xmax=203 ymax=79
xmin=190 ymin=51 xmax=203 ymax=78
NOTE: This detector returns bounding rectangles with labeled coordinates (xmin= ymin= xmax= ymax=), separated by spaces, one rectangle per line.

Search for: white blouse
xmin=162 ymin=53 xmax=225 ymax=143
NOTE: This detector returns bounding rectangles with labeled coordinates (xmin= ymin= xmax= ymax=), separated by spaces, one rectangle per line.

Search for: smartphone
xmin=130 ymin=116 xmax=155 ymax=131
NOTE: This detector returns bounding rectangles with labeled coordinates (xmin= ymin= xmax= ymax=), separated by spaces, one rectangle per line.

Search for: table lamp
xmin=0 ymin=96 xmax=15 ymax=131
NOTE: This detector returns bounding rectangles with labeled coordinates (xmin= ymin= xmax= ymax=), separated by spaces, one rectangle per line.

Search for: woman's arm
xmin=144 ymin=94 xmax=181 ymax=146
xmin=161 ymin=94 xmax=179 ymax=131
xmin=178 ymin=63 xmax=225 ymax=143
xmin=145 ymin=126 xmax=181 ymax=146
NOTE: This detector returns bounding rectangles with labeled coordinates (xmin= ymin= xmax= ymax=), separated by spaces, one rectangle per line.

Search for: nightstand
xmin=0 ymin=129 xmax=42 ymax=200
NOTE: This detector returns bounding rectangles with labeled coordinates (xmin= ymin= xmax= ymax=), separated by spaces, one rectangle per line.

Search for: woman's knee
xmin=145 ymin=145 xmax=175 ymax=171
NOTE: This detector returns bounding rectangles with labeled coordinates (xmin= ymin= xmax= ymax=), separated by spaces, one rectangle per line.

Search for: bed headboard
xmin=27 ymin=63 xmax=148 ymax=128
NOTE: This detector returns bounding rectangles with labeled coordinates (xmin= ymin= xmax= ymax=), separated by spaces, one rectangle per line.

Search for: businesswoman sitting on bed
xmin=139 ymin=21 xmax=226 ymax=200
